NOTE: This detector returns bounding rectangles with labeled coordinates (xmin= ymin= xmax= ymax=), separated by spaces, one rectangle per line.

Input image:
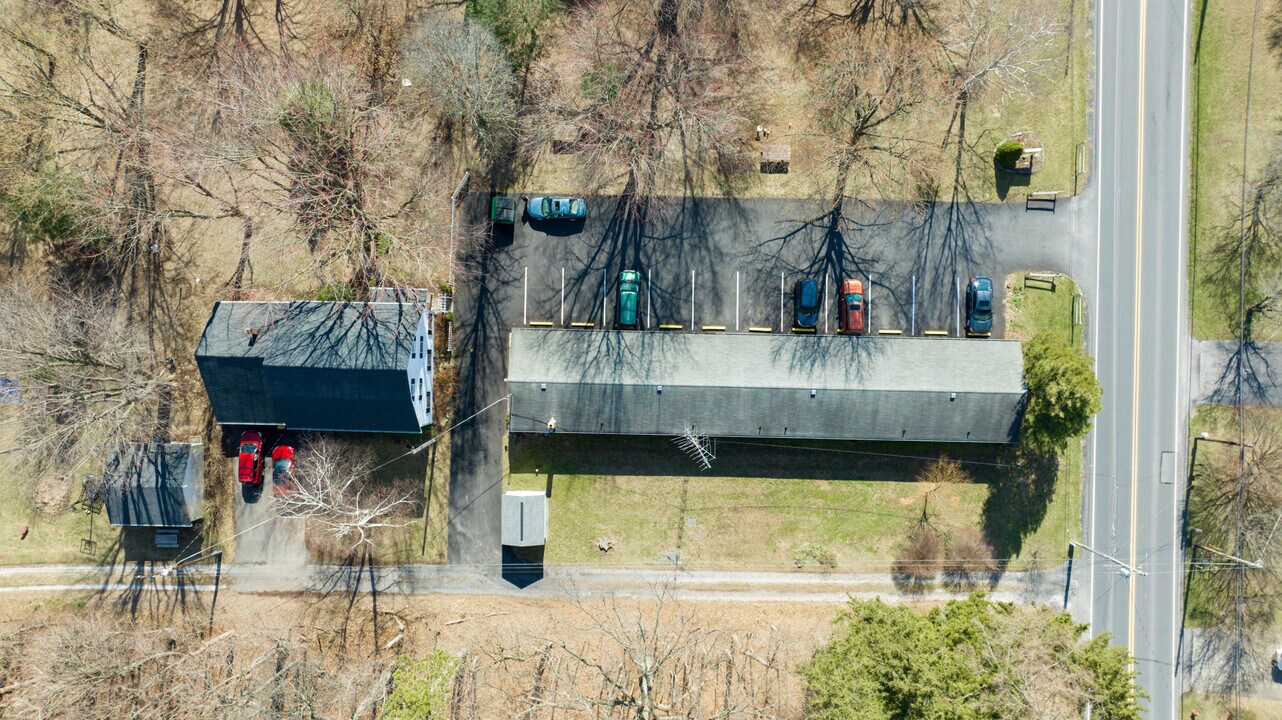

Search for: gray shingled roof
xmin=195 ymin=301 xmax=423 ymax=433
xmin=507 ymin=329 xmax=1026 ymax=443
xmin=102 ymin=443 xmax=203 ymax=528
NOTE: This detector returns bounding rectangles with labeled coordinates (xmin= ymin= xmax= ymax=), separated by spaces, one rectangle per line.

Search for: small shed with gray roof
xmin=502 ymin=491 xmax=548 ymax=547
xmin=102 ymin=442 xmax=204 ymax=528
xmin=195 ymin=300 xmax=433 ymax=434
xmin=507 ymin=329 xmax=1026 ymax=444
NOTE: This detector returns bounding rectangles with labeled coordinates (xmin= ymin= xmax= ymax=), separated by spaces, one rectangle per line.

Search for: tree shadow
xmin=1205 ymin=338 xmax=1277 ymax=406
xmin=995 ymin=163 xmax=1031 ymax=201
xmin=890 ymin=565 xmax=934 ymax=594
xmin=510 ymin=432 xmax=1008 ymax=483
xmin=980 ymin=449 xmax=1059 ymax=562
xmin=85 ymin=556 xmax=212 ymax=622
xmin=302 ymin=550 xmax=399 ymax=656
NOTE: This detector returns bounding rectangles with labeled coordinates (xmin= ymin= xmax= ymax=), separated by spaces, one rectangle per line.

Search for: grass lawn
xmin=1189 ymin=0 xmax=1282 ymax=340
xmin=521 ymin=0 xmax=1089 ymax=203
xmin=0 ymin=453 xmax=101 ymax=566
xmin=1004 ymin=272 xmax=1085 ymax=349
xmin=0 ymin=485 xmax=96 ymax=566
xmin=506 ymin=435 xmax=1076 ymax=572
xmin=1183 ymin=692 xmax=1282 ymax=719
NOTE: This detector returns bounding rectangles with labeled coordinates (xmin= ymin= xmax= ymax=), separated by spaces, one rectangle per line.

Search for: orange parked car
xmin=838 ymin=279 xmax=866 ymax=335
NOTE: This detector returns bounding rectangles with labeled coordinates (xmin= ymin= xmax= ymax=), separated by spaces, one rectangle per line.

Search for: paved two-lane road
xmin=1086 ymin=1 xmax=1192 ymax=718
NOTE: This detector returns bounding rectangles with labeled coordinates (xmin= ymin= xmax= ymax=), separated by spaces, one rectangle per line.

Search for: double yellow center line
xmin=1127 ymin=0 xmax=1150 ymax=666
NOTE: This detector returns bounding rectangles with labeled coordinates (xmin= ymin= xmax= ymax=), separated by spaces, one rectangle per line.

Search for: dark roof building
xmin=195 ymin=300 xmax=433 ymax=434
xmin=102 ymin=442 xmax=204 ymax=528
xmin=507 ymin=329 xmax=1026 ymax=444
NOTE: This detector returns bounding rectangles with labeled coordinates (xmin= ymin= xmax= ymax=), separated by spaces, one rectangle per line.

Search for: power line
xmin=1233 ymin=0 xmax=1264 ymax=716
xmin=368 ymin=394 xmax=510 ymax=474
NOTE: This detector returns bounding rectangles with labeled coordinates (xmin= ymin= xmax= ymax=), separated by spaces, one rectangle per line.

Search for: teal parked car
xmin=617 ymin=270 xmax=641 ymax=328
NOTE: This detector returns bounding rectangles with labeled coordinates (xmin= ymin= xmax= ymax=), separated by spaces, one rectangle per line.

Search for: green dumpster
xmin=490 ymin=196 xmax=516 ymax=225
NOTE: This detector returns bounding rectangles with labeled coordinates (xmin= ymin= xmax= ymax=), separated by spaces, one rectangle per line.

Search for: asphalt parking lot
xmin=506 ymin=195 xmax=1032 ymax=338
xmin=449 ymin=192 xmax=1090 ymax=569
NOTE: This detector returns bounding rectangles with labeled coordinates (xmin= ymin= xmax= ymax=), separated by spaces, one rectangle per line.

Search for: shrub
xmin=316 ymin=282 xmax=356 ymax=302
xmin=892 ymin=526 xmax=942 ymax=592
xmin=1 ymin=168 xmax=109 ymax=252
xmin=380 ymin=650 xmax=459 ymax=719
xmin=792 ymin=542 xmax=837 ymax=569
xmin=466 ymin=0 xmax=562 ymax=72
xmin=994 ymin=140 xmax=1024 ymax=168
xmin=278 ymin=80 xmax=344 ymax=148
xmin=942 ymin=528 xmax=998 ymax=589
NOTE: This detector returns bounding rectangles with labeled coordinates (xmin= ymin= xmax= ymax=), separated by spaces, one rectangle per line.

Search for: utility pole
xmin=1069 ymin=540 xmax=1147 ymax=577
xmin=1193 ymin=542 xmax=1263 ymax=569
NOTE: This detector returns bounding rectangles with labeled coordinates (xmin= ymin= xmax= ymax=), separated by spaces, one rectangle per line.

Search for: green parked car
xmin=617 ymin=270 xmax=641 ymax=328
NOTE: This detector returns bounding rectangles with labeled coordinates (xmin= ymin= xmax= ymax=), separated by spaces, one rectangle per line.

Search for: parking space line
xmin=911 ymin=275 xmax=916 ymax=336
xmin=735 ymin=271 xmax=740 ymax=332
xmin=601 ymin=269 xmax=606 ymax=328
xmin=823 ymin=275 xmax=829 ymax=334
xmin=561 ymin=268 xmax=565 ymax=326
xmin=690 ymin=270 xmax=695 ymax=330
xmin=523 ymin=266 xmax=528 ymax=326
xmin=646 ymin=270 xmax=652 ymax=329
xmin=868 ymin=273 xmax=874 ymax=334
xmin=954 ymin=275 xmax=961 ymax=337
xmin=779 ymin=272 xmax=784 ymax=332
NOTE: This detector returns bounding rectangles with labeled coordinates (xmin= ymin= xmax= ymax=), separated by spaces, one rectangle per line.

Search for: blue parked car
xmin=527 ymin=196 xmax=587 ymax=221
xmin=965 ymin=275 xmax=994 ymax=334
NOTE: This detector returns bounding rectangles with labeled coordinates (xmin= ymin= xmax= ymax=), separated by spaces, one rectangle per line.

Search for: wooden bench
xmin=155 ymin=529 xmax=179 ymax=549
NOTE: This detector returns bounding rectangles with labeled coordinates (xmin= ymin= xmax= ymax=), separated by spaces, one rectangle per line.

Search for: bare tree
xmin=0 ymin=279 xmax=167 ymax=476
xmin=188 ymin=54 xmax=436 ymax=288
xmin=796 ymin=0 xmax=936 ymax=35
xmin=276 ymin=435 xmax=416 ymax=549
xmin=6 ymin=611 xmax=389 ymax=718
xmin=812 ymin=34 xmax=935 ymax=209
xmin=1188 ymin=424 xmax=1282 ymax=662
xmin=938 ymin=0 xmax=1061 ymax=144
xmin=916 ymin=454 xmax=970 ymax=522
xmin=0 ymin=3 xmax=208 ymax=313
xmin=483 ymin=590 xmax=797 ymax=718
xmin=402 ymin=12 xmax=519 ymax=160
xmin=529 ymin=0 xmax=747 ymax=213
xmin=149 ymin=0 xmax=305 ymax=61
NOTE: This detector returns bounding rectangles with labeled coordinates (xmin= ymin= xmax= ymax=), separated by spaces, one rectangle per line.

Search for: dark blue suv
xmin=794 ymin=278 xmax=820 ymax=329
xmin=966 ymin=276 xmax=994 ymax=334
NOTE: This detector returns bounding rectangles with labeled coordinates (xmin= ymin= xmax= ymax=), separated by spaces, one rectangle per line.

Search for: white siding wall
xmin=407 ymin=310 xmax=434 ymax=426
